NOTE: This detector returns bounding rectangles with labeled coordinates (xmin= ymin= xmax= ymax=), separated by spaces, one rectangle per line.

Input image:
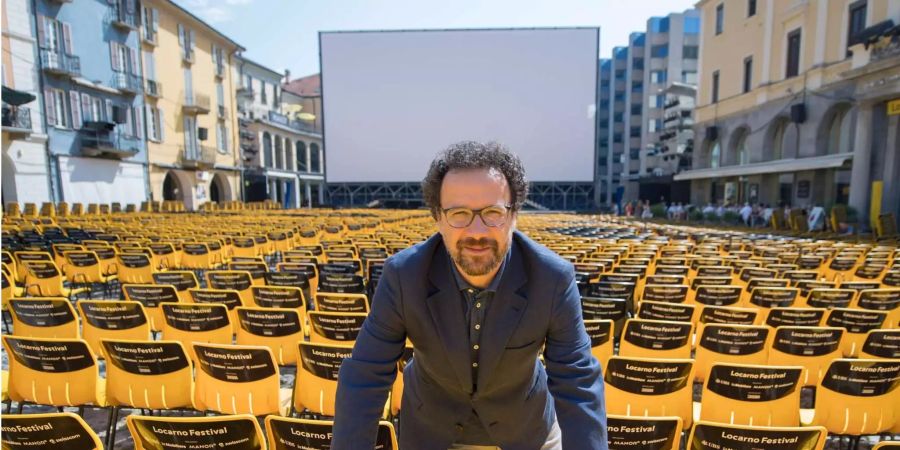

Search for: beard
xmin=450 ymin=237 xmax=504 ymax=277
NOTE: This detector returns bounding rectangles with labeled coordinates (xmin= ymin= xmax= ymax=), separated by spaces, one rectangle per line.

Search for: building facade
xmin=236 ymin=60 xmax=324 ymax=208
xmin=678 ymin=0 xmax=900 ymax=224
xmin=595 ymin=58 xmax=612 ymax=206
xmin=2 ymin=0 xmax=52 ymax=207
xmin=33 ymin=0 xmax=149 ymax=207
xmin=621 ymin=32 xmax=646 ymax=201
xmin=141 ymin=0 xmax=243 ymax=210
xmin=281 ymin=73 xmax=325 ymax=207
xmin=605 ymin=46 xmax=629 ymax=205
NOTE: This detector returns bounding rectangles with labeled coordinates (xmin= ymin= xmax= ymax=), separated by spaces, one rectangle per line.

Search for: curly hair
xmin=422 ymin=141 xmax=528 ymax=219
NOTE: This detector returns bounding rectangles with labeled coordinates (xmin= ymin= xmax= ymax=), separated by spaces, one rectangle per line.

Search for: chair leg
xmin=16 ymin=401 xmax=24 ymax=414
xmin=106 ymin=406 xmax=119 ymax=450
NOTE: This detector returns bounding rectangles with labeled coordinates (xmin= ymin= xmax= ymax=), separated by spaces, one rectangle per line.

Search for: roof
xmin=236 ymin=55 xmax=282 ymax=78
xmin=283 ymin=74 xmax=321 ymax=96
xmin=161 ymin=0 xmax=245 ymax=51
xmin=674 ymin=153 xmax=853 ymax=181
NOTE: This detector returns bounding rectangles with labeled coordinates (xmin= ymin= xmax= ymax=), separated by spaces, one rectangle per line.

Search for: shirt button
xmin=473 ymin=344 xmax=479 ymax=350
xmin=476 ymin=302 xmax=481 ymax=308
xmin=472 ymin=362 xmax=478 ymax=367
xmin=475 ymin=324 xmax=481 ymax=330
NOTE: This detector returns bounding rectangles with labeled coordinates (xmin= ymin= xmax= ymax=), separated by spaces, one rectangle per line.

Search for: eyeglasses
xmin=441 ymin=204 xmax=512 ymax=228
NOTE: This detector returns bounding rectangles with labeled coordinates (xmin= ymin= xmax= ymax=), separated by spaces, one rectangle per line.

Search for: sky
xmin=174 ymin=0 xmax=698 ymax=79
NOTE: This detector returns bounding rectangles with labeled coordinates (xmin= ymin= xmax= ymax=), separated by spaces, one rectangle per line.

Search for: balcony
xmin=182 ymin=48 xmax=194 ymax=64
xmin=217 ymin=105 xmax=228 ymax=120
xmin=79 ymin=121 xmax=140 ymax=158
xmin=112 ymin=72 xmax=143 ymax=94
xmin=215 ymin=63 xmax=225 ymax=79
xmin=108 ymin=4 xmax=138 ymax=30
xmin=180 ymin=144 xmax=217 ymax=169
xmin=142 ymin=28 xmax=157 ymax=45
xmin=182 ymin=93 xmax=210 ymax=114
xmin=266 ymin=110 xmax=320 ymax=134
xmin=145 ymin=79 xmax=162 ymax=97
xmin=40 ymin=50 xmax=80 ymax=77
xmin=2 ymin=105 xmax=33 ymax=135
xmin=236 ymin=86 xmax=254 ymax=97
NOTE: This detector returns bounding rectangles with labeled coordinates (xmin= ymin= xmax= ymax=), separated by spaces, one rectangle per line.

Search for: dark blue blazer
xmin=332 ymin=231 xmax=607 ymax=450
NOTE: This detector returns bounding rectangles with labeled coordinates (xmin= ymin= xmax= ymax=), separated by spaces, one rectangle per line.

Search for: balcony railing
xmin=215 ymin=63 xmax=225 ymax=78
xmin=80 ymin=122 xmax=140 ymax=158
xmin=182 ymin=48 xmax=194 ymax=63
xmin=236 ymin=86 xmax=254 ymax=97
xmin=180 ymin=144 xmax=217 ymax=169
xmin=145 ymin=79 xmax=162 ymax=97
xmin=142 ymin=28 xmax=157 ymax=45
xmin=112 ymin=72 xmax=143 ymax=94
xmin=2 ymin=105 xmax=33 ymax=134
xmin=218 ymin=105 xmax=228 ymax=120
xmin=40 ymin=49 xmax=80 ymax=77
xmin=182 ymin=92 xmax=211 ymax=114
xmin=108 ymin=4 xmax=138 ymax=29
xmin=266 ymin=110 xmax=320 ymax=134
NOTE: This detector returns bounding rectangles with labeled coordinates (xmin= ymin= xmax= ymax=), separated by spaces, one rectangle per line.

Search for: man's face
xmin=437 ymin=167 xmax=516 ymax=277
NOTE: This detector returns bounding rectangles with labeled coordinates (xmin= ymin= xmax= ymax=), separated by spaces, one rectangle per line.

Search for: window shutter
xmin=152 ymin=8 xmax=159 ymax=31
xmin=133 ymin=106 xmax=143 ymax=139
xmin=145 ymin=105 xmax=153 ymax=140
xmin=110 ymin=42 xmax=121 ymax=72
xmin=143 ymin=50 xmax=155 ymax=80
xmin=189 ymin=30 xmax=196 ymax=51
xmin=105 ymin=99 xmax=113 ymax=122
xmin=211 ymin=44 xmax=217 ymax=64
xmin=37 ymin=15 xmax=48 ymax=48
xmin=216 ymin=123 xmax=223 ymax=150
xmin=177 ymin=24 xmax=185 ymax=48
xmin=44 ymin=88 xmax=56 ymax=126
xmin=124 ymin=106 xmax=132 ymax=136
xmin=69 ymin=91 xmax=82 ymax=129
xmin=130 ymin=47 xmax=139 ymax=74
xmin=61 ymin=22 xmax=73 ymax=55
xmin=80 ymin=93 xmax=92 ymax=122
xmin=158 ymin=107 xmax=165 ymax=141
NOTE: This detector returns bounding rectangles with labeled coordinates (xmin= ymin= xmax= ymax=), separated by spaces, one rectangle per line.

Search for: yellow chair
xmin=122 ymin=283 xmax=180 ymax=331
xmin=1 ymin=412 xmax=105 ymax=450
xmin=767 ymin=326 xmax=845 ymax=386
xmin=825 ymin=308 xmax=888 ymax=357
xmin=584 ymin=319 xmax=614 ymax=370
xmin=314 ymin=292 xmax=370 ymax=313
xmin=179 ymin=242 xmax=223 ymax=271
xmin=307 ymin=311 xmax=366 ymax=344
xmin=604 ymin=356 xmax=695 ymax=428
xmin=22 ymin=260 xmax=87 ymax=299
xmin=803 ymin=288 xmax=856 ymax=309
xmin=859 ymin=329 xmax=900 ymax=359
xmin=688 ymin=421 xmax=827 ymax=450
xmin=763 ymin=307 xmax=827 ymax=327
xmin=2 ymin=335 xmax=106 ymax=408
xmin=265 ymin=416 xmax=399 ymax=450
xmin=696 ymin=305 xmax=760 ymax=325
xmin=637 ymin=300 xmax=696 ymax=323
xmin=77 ymin=300 xmax=151 ymax=356
xmin=13 ymin=251 xmax=53 ymax=283
xmin=206 ymin=270 xmax=255 ymax=306
xmin=151 ymin=271 xmax=199 ymax=303
xmin=230 ymin=260 xmax=269 ymax=285
xmin=127 ymin=414 xmax=265 ymax=450
xmin=294 ymin=342 xmax=354 ymax=416
xmin=699 ymin=363 xmax=803 ymax=427
xmin=192 ymin=342 xmax=285 ymax=415
xmin=691 ymin=285 xmax=742 ymax=307
xmin=694 ymin=323 xmax=770 ymax=382
xmin=874 ymin=442 xmax=900 ymax=449
xmin=114 ymin=253 xmax=155 ymax=284
xmin=619 ymin=319 xmax=693 ymax=359
xmin=808 ymin=359 xmax=900 ymax=437
xmin=251 ymin=285 xmax=307 ymax=310
xmin=188 ymin=288 xmax=245 ymax=324
xmin=745 ymin=286 xmax=799 ymax=310
xmin=8 ymin=297 xmax=79 ymax=338
xmin=853 ymin=288 xmax=900 ymax=328
xmin=160 ymin=303 xmax=233 ymax=361
xmin=62 ymin=250 xmax=118 ymax=297
xmin=147 ymin=243 xmax=178 ymax=270
xmin=234 ymin=306 xmax=305 ymax=365
xmin=640 ymin=284 xmax=689 ymax=304
xmin=606 ymin=415 xmax=683 ymax=450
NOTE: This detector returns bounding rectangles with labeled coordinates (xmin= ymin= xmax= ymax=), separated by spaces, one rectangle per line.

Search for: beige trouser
xmin=447 ymin=418 xmax=562 ymax=450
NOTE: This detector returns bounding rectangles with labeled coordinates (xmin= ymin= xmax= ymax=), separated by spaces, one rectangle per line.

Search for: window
xmin=825 ymin=107 xmax=853 ymax=155
xmin=614 ymin=93 xmax=624 ymax=102
xmin=44 ymin=88 xmax=70 ymax=128
xmin=177 ymin=24 xmax=195 ymax=59
xmin=273 ymin=86 xmax=279 ymax=108
xmin=786 ymin=29 xmax=801 ymax=78
xmin=630 ymin=126 xmax=641 ymax=137
xmin=615 ymin=69 xmax=626 ymax=79
xmin=614 ymin=113 xmax=623 ymax=122
xmin=651 ymin=17 xmax=670 ymax=33
xmin=743 ymin=56 xmax=753 ymax=93
xmin=146 ymin=105 xmax=162 ymax=141
xmin=715 ymin=3 xmax=724 ymax=35
xmin=631 ymin=82 xmax=643 ymax=93
xmin=711 ymin=70 xmax=720 ymax=103
xmin=216 ymin=123 xmax=228 ymax=153
xmin=142 ymin=6 xmax=158 ymax=42
xmin=615 ymin=48 xmax=628 ymax=60
xmin=216 ymin=82 xmax=224 ymax=109
xmin=651 ymin=44 xmax=668 ymax=58
xmin=632 ymin=34 xmax=645 ymax=46
xmin=683 ymin=45 xmax=699 ymax=59
xmin=310 ymin=143 xmax=321 ymax=173
xmin=734 ymin=130 xmax=749 ymax=165
xmin=748 ymin=0 xmax=757 ymax=17
xmin=244 ymin=74 xmax=252 ymax=90
xmin=648 ymin=119 xmax=659 ymax=133
xmin=772 ymin=121 xmax=787 ymax=160
xmin=143 ymin=50 xmax=156 ymax=81
xmin=613 ymin=133 xmax=623 ymax=143
xmin=632 ymin=58 xmax=644 ymax=70
xmin=296 ymin=141 xmax=308 ymax=171
xmin=631 ymin=104 xmax=642 ymax=115
xmin=710 ymin=141 xmax=721 ymax=168
xmin=847 ymin=1 xmax=867 ymax=54
xmin=650 ymin=70 xmax=667 ymax=84
xmin=682 ymin=71 xmax=698 ymax=84
xmin=262 ymin=132 xmax=273 ymax=168
xmin=37 ymin=16 xmax=70 ymax=54
xmin=260 ymin=81 xmax=267 ymax=103
xmin=183 ymin=68 xmax=192 ymax=102
xmin=684 ymin=17 xmax=701 ymax=34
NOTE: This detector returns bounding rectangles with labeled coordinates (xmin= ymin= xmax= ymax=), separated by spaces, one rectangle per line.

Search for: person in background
xmin=808 ymin=204 xmax=826 ymax=231
xmin=739 ymin=203 xmax=753 ymax=227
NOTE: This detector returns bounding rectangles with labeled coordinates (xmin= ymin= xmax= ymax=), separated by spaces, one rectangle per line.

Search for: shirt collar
xmin=448 ymin=242 xmax=512 ymax=294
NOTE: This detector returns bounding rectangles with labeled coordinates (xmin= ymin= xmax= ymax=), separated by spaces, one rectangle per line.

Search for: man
xmin=332 ymin=141 xmax=607 ymax=450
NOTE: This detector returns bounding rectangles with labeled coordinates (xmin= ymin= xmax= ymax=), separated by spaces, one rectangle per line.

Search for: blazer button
xmin=455 ymin=424 xmax=464 ymax=433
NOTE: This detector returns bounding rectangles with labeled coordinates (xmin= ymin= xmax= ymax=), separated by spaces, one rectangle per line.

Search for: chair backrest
xmin=641 ymin=284 xmax=689 ymax=304
xmin=307 ymin=311 xmax=366 ymax=344
xmin=805 ymin=288 xmax=856 ymax=309
xmin=825 ymin=307 xmax=888 ymax=356
xmin=318 ymin=272 xmax=366 ymax=295
xmin=188 ymin=288 xmax=245 ymax=324
xmin=637 ymin=301 xmax=695 ymax=323
xmin=160 ymin=303 xmax=232 ymax=361
xmin=205 ymin=270 xmax=254 ymax=306
xmin=234 ymin=306 xmax=305 ymax=365
xmin=77 ymin=300 xmax=151 ymax=355
xmin=619 ymin=319 xmax=693 ymax=359
xmin=265 ymin=417 xmax=399 ymax=450
xmin=14 ymin=251 xmax=52 ymax=282
xmin=813 ymin=359 xmax=900 ymax=436
xmin=116 ymin=253 xmax=154 ymax=284
xmin=874 ymin=442 xmax=900 ymax=449
xmin=584 ymin=319 xmax=614 ymax=370
xmin=9 ymin=297 xmax=79 ymax=338
xmin=764 ymin=307 xmax=827 ymax=327
xmin=251 ymin=285 xmax=307 ymax=312
xmin=688 ymin=421 xmax=827 ymax=450
xmin=859 ymin=329 xmax=900 ymax=359
xmin=768 ymin=326 xmax=845 ymax=386
xmin=700 ymin=363 xmax=803 ymax=426
xmin=101 ymin=339 xmax=194 ymax=410
xmin=127 ymin=414 xmax=265 ymax=450
xmin=581 ymin=297 xmax=630 ymax=338
xmin=696 ymin=305 xmax=760 ymax=325
xmin=294 ymin=342 xmax=354 ymax=416
xmin=231 ymin=260 xmax=270 ymax=285
xmin=747 ymin=287 xmax=799 ymax=310
xmin=606 ymin=415 xmax=682 ymax=450
xmin=192 ymin=342 xmax=281 ymax=415
xmin=122 ymin=283 xmax=180 ymax=331
xmin=692 ymin=285 xmax=742 ymax=306
xmin=152 ymin=271 xmax=199 ymax=303
xmin=23 ymin=260 xmax=65 ymax=296
xmin=314 ymin=292 xmax=370 ymax=313
xmin=180 ymin=243 xmax=216 ymax=269
xmin=2 ymin=335 xmax=101 ymax=407
xmin=62 ymin=251 xmax=104 ymax=283
xmin=1 ymin=412 xmax=104 ymax=450
xmin=604 ymin=356 xmax=695 ymax=428
xmin=854 ymin=288 xmax=900 ymax=327
xmin=695 ymin=323 xmax=770 ymax=382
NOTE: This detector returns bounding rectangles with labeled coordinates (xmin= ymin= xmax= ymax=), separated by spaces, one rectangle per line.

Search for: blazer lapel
xmin=425 ymin=242 xmax=474 ymax=393
xmin=477 ymin=240 xmax=528 ymax=389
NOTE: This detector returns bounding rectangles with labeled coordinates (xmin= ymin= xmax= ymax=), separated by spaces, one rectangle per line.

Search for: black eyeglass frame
xmin=440 ymin=204 xmax=513 ymax=228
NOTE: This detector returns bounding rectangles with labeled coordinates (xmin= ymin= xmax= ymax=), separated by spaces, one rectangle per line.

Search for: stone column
xmin=848 ymin=103 xmax=873 ymax=223
xmin=881 ymin=114 xmax=900 ymax=219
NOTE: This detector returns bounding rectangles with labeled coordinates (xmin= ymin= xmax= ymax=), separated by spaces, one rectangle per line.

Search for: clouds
xmin=176 ymin=0 xmax=254 ymax=24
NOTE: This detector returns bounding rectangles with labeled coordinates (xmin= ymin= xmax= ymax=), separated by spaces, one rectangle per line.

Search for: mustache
xmin=457 ymin=238 xmax=499 ymax=249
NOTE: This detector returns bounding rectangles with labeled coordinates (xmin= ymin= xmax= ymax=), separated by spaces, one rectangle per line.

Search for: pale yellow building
xmin=139 ymin=0 xmax=244 ymax=210
xmin=678 ymin=0 xmax=900 ymax=224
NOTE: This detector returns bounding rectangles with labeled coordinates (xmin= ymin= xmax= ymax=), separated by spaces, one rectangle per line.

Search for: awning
xmin=673 ymin=153 xmax=853 ymax=181
xmin=2 ymin=86 xmax=36 ymax=106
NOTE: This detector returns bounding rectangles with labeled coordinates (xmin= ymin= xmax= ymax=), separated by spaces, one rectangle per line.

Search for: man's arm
xmin=332 ymin=259 xmax=407 ymax=449
xmin=543 ymin=265 xmax=608 ymax=450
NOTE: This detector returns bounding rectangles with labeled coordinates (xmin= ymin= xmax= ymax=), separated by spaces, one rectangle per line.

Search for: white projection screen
xmin=319 ymin=28 xmax=600 ymax=183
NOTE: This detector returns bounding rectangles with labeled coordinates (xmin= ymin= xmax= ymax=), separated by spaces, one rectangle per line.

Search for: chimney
xmin=284 ymin=69 xmax=291 ymax=84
